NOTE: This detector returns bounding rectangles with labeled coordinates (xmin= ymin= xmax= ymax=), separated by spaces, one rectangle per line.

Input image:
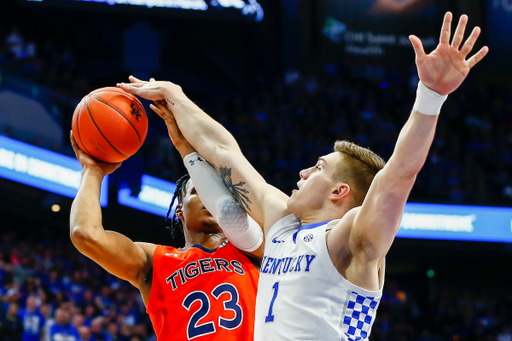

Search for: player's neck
xmin=184 ymin=230 xmax=226 ymax=250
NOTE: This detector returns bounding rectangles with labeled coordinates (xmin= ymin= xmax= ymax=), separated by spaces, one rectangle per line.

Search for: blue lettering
xmin=270 ymin=258 xmax=283 ymax=274
xmin=185 ymin=262 xmax=200 ymax=279
xmin=294 ymin=255 xmax=304 ymax=272
xmin=282 ymin=258 xmax=293 ymax=273
xmin=231 ymin=260 xmax=245 ymax=275
xmin=178 ymin=268 xmax=187 ymax=285
xmin=262 ymin=257 xmax=273 ymax=274
xmin=305 ymin=255 xmax=316 ymax=272
xmin=214 ymin=258 xmax=232 ymax=272
xmin=289 ymin=257 xmax=298 ymax=270
xmin=198 ymin=258 xmax=215 ymax=274
xmin=166 ymin=271 xmax=179 ymax=290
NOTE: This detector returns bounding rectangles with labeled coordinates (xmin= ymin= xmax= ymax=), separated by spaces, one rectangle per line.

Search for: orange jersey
xmin=147 ymin=241 xmax=259 ymax=341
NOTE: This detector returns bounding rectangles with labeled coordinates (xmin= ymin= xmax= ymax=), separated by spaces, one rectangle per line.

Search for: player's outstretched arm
xmin=69 ymin=132 xmax=155 ymax=296
xmin=150 ymin=102 xmax=265 ymax=257
xmin=119 ymin=79 xmax=289 ymax=232
xmin=330 ymin=13 xmax=488 ymax=272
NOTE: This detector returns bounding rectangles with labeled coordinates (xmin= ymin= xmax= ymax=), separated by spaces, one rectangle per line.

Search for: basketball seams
xmin=92 ymin=92 xmax=143 ymax=146
xmin=93 ymin=90 xmax=145 ymax=112
xmin=74 ymin=100 xmax=96 ymax=159
xmin=86 ymin=95 xmax=129 ymax=158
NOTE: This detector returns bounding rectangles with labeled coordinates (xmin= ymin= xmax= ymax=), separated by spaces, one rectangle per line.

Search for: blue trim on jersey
xmin=292 ymin=221 xmax=329 ymax=244
xmin=179 ymin=244 xmax=217 ymax=253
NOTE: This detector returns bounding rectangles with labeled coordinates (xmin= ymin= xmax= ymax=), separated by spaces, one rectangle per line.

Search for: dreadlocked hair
xmin=166 ymin=174 xmax=191 ymax=240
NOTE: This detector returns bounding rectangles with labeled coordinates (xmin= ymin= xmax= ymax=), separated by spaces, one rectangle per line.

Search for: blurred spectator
xmin=2 ymin=302 xmax=23 ymax=341
xmin=77 ymin=326 xmax=92 ymax=341
xmin=72 ymin=314 xmax=84 ymax=330
xmin=49 ymin=308 xmax=78 ymax=341
xmin=90 ymin=316 xmax=106 ymax=341
xmin=19 ymin=296 xmax=45 ymax=341
xmin=106 ymin=323 xmax=119 ymax=341
xmin=41 ymin=304 xmax=54 ymax=341
xmin=5 ymin=27 xmax=24 ymax=59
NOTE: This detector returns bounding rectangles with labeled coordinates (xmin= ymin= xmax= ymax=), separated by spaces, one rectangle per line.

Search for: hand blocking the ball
xmin=118 ymin=76 xmax=195 ymax=158
xmin=117 ymin=76 xmax=186 ymax=103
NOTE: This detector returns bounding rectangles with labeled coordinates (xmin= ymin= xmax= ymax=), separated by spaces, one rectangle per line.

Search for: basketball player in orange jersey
xmin=120 ymin=12 xmax=488 ymax=340
xmin=69 ymin=104 xmax=263 ymax=340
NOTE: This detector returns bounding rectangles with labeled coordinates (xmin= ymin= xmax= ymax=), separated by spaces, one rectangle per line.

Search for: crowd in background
xmin=1 ymin=229 xmax=512 ymax=341
xmin=2 ymin=25 xmax=512 ymax=207
xmin=0 ymin=231 xmax=154 ymax=341
xmin=204 ymin=71 xmax=512 ymax=206
xmin=0 ymin=26 xmax=89 ymax=100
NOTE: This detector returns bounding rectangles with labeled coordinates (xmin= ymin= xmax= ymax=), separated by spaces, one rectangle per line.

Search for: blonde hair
xmin=333 ymin=141 xmax=386 ymax=207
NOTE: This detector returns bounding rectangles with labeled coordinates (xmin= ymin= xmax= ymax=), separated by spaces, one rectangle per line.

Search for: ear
xmin=175 ymin=203 xmax=184 ymax=220
xmin=330 ymin=183 xmax=351 ymax=203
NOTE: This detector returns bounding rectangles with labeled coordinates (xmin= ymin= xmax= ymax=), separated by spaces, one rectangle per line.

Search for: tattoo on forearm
xmin=219 ymin=166 xmax=252 ymax=212
xmin=165 ymin=98 xmax=175 ymax=106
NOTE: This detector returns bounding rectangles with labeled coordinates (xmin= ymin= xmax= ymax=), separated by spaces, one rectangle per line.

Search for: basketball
xmin=72 ymin=87 xmax=148 ymax=163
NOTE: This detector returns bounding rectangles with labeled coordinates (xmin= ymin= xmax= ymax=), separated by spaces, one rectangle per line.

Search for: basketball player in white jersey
xmin=119 ymin=12 xmax=488 ymax=340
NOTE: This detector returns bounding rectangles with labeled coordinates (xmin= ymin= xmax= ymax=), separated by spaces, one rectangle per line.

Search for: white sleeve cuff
xmin=412 ymin=81 xmax=448 ymax=116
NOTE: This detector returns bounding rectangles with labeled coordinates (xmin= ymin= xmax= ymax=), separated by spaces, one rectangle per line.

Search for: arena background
xmin=1 ymin=0 xmax=512 ymax=340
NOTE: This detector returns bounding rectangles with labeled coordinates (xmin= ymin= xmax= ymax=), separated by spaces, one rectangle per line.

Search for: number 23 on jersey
xmin=183 ymin=283 xmax=243 ymax=340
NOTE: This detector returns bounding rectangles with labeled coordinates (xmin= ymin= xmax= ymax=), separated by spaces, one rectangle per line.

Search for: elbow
xmin=385 ymin=160 xmax=421 ymax=183
xmin=211 ymin=143 xmax=242 ymax=164
xmin=395 ymin=169 xmax=419 ymax=183
xmin=70 ymin=225 xmax=100 ymax=251
xmin=214 ymin=137 xmax=240 ymax=153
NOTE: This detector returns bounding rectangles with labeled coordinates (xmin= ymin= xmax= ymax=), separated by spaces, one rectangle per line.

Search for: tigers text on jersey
xmin=147 ymin=241 xmax=259 ymax=341
xmin=254 ymin=214 xmax=384 ymax=341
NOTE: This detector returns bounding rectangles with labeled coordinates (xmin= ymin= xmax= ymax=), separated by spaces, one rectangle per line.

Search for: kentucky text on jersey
xmin=260 ymin=254 xmax=316 ymax=275
xmin=165 ymin=258 xmax=245 ymax=290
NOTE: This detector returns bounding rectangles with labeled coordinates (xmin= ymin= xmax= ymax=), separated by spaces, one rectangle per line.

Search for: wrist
xmin=412 ymin=81 xmax=448 ymax=116
xmin=83 ymin=167 xmax=106 ymax=179
xmin=175 ymin=142 xmax=195 ymax=159
xmin=163 ymin=84 xmax=188 ymax=106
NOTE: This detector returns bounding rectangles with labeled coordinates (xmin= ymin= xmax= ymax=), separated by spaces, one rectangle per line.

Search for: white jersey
xmin=254 ymin=214 xmax=384 ymax=341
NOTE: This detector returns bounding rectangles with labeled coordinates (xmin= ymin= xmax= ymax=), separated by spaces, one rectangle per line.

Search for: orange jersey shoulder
xmin=147 ymin=241 xmax=259 ymax=341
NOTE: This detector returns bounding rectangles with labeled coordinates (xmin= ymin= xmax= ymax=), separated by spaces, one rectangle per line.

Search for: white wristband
xmin=412 ymin=81 xmax=448 ymax=116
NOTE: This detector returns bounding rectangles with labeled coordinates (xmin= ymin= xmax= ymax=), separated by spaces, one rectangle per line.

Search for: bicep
xmin=71 ymin=229 xmax=153 ymax=288
xmin=350 ymin=167 xmax=415 ymax=261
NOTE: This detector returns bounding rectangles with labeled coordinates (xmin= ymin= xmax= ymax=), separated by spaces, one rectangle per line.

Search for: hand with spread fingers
xmin=409 ymin=12 xmax=489 ymax=96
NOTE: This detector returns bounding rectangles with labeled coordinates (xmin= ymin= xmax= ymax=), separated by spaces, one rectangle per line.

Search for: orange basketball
xmin=72 ymin=87 xmax=148 ymax=163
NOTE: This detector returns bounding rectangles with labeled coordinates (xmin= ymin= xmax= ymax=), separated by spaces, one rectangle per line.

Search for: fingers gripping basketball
xmin=72 ymin=87 xmax=148 ymax=163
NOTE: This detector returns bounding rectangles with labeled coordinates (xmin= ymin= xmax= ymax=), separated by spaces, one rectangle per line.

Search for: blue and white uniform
xmin=254 ymin=214 xmax=384 ymax=341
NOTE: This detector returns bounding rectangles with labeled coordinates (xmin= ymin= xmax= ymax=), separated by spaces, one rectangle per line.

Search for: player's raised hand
xmin=117 ymin=76 xmax=185 ymax=103
xmin=409 ymin=12 xmax=489 ymax=95
xmin=70 ymin=131 xmax=122 ymax=176
xmin=150 ymin=101 xmax=195 ymax=158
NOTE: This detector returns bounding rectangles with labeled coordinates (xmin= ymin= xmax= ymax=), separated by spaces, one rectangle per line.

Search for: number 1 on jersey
xmin=265 ymin=281 xmax=279 ymax=323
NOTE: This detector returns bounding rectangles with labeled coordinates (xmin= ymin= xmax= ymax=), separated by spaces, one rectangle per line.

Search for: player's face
xmin=288 ymin=152 xmax=343 ymax=216
xmin=179 ymin=180 xmax=221 ymax=233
